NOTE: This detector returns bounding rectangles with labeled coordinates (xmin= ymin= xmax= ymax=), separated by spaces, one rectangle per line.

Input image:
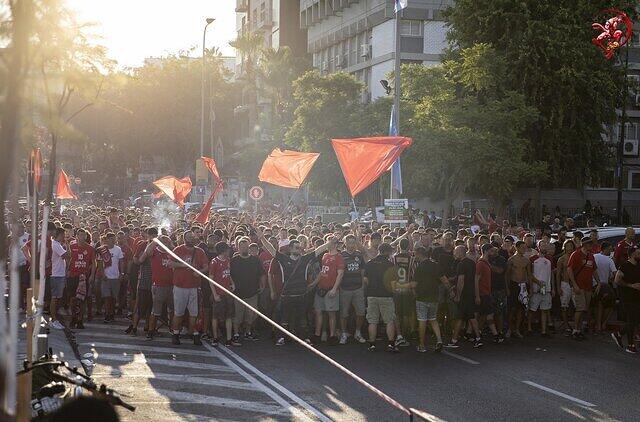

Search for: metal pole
xmin=391 ymin=8 xmax=401 ymax=200
xmin=201 ymin=20 xmax=213 ymax=157
xmin=617 ymin=43 xmax=629 ymax=225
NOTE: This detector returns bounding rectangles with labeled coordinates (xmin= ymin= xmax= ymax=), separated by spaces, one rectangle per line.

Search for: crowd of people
xmin=8 ymin=203 xmax=640 ymax=356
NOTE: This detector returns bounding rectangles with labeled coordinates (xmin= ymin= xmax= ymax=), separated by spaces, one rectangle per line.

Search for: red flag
xmin=153 ymin=176 xmax=193 ymax=206
xmin=28 ymin=148 xmax=43 ymax=196
xmin=331 ymin=136 xmax=412 ymax=197
xmin=258 ymin=149 xmax=320 ymax=188
xmin=200 ymin=156 xmax=222 ymax=181
xmin=55 ymin=168 xmax=77 ymax=199
xmin=194 ymin=182 xmax=223 ymax=224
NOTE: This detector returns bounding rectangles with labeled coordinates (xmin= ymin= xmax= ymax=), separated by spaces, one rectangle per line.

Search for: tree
xmin=444 ymin=0 xmax=627 ymax=192
xmin=284 ymin=71 xmax=364 ymax=200
xmin=230 ymin=32 xmax=264 ymax=141
xmin=399 ymin=45 xmax=541 ymax=224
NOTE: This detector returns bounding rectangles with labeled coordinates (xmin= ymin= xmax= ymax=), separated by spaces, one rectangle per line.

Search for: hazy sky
xmin=67 ymin=0 xmax=237 ymax=68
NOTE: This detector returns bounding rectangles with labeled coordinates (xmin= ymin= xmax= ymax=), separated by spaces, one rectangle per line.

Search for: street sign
xmin=384 ymin=198 xmax=409 ymax=224
xmin=249 ymin=186 xmax=264 ymax=201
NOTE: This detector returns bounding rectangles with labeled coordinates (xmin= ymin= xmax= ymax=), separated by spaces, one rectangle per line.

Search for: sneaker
xmin=387 ymin=344 xmax=400 ymax=353
xmin=625 ymin=345 xmax=637 ymax=354
xmin=354 ymin=332 xmax=367 ymax=344
xmin=564 ymin=328 xmax=573 ymax=337
xmin=146 ymin=332 xmax=154 ymax=341
xmin=180 ymin=327 xmax=189 ymax=336
xmin=211 ymin=338 xmax=219 ymax=347
xmin=75 ymin=321 xmax=85 ymax=330
xmin=50 ymin=320 xmax=64 ymax=330
xmin=339 ymin=332 xmax=348 ymax=345
xmin=368 ymin=343 xmax=377 ymax=352
xmin=473 ymin=338 xmax=483 ymax=348
xmin=225 ymin=339 xmax=233 ymax=347
xmin=493 ymin=334 xmax=504 ymax=343
xmin=504 ymin=329 xmax=511 ymax=338
xmin=124 ymin=324 xmax=133 ymax=334
xmin=245 ymin=332 xmax=259 ymax=341
xmin=435 ymin=342 xmax=443 ymax=353
xmin=417 ymin=346 xmax=427 ymax=353
xmin=231 ymin=336 xmax=242 ymax=347
xmin=130 ymin=328 xmax=138 ymax=337
xmin=445 ymin=340 xmax=460 ymax=348
xmin=201 ymin=333 xmax=210 ymax=341
xmin=513 ymin=331 xmax=524 ymax=339
xmin=275 ymin=337 xmax=285 ymax=346
xmin=193 ymin=333 xmax=202 ymax=346
xmin=611 ymin=332 xmax=624 ymax=349
xmin=171 ymin=333 xmax=180 ymax=345
xmin=103 ymin=318 xmax=110 ymax=324
xmin=312 ymin=334 xmax=322 ymax=346
xmin=395 ymin=336 xmax=410 ymax=347
xmin=463 ymin=332 xmax=474 ymax=342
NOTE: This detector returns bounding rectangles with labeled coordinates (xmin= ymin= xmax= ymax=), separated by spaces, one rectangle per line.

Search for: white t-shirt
xmin=531 ymin=255 xmax=552 ymax=293
xmin=104 ymin=245 xmax=124 ymax=279
xmin=594 ymin=253 xmax=616 ymax=285
xmin=51 ymin=239 xmax=67 ymax=278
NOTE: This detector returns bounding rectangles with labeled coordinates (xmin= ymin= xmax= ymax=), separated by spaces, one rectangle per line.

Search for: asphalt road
xmin=74 ymin=321 xmax=640 ymax=421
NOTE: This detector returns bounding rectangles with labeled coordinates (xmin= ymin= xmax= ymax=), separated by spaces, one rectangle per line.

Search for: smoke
xmin=152 ymin=200 xmax=179 ymax=232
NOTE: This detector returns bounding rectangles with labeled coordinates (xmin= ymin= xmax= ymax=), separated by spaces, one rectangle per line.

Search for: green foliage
xmin=444 ymin=0 xmax=630 ymax=188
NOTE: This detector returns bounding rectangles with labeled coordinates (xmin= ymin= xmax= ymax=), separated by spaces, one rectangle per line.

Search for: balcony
xmin=235 ymin=0 xmax=248 ymax=13
xmin=255 ymin=14 xmax=274 ymax=31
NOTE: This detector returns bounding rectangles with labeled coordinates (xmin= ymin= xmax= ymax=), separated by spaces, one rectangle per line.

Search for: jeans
xmin=279 ymin=295 xmax=308 ymax=339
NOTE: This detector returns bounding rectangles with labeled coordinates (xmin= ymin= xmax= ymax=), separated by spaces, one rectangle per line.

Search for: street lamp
xmin=201 ymin=18 xmax=215 ymax=158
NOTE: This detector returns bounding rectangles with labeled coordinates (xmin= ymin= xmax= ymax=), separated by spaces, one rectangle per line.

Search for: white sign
xmin=249 ymin=186 xmax=264 ymax=201
xmin=384 ymin=199 xmax=409 ymax=224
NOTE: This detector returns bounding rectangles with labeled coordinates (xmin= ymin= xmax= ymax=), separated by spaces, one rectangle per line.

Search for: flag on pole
xmin=258 ymin=149 xmax=320 ymax=188
xmin=55 ymin=168 xmax=77 ymax=199
xmin=394 ymin=0 xmax=408 ymax=13
xmin=153 ymin=176 xmax=193 ymax=206
xmin=389 ymin=105 xmax=403 ymax=194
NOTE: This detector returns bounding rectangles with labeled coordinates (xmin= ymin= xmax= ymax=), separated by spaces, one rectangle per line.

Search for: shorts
xmin=416 ymin=301 xmax=438 ymax=322
xmin=456 ymin=299 xmax=477 ymax=320
xmin=213 ymin=294 xmax=235 ymax=320
xmin=136 ymin=289 xmax=152 ymax=317
xmin=572 ymin=290 xmax=592 ymax=312
xmin=478 ymin=295 xmax=496 ymax=316
xmin=173 ymin=286 xmax=198 ymax=317
xmin=594 ymin=284 xmax=615 ymax=307
xmin=508 ymin=282 xmax=528 ymax=309
xmin=339 ymin=287 xmax=365 ymax=318
xmin=234 ymin=294 xmax=258 ymax=326
xmin=491 ymin=289 xmax=507 ymax=313
xmin=560 ymin=281 xmax=573 ymax=308
xmin=50 ymin=277 xmax=66 ymax=299
xmin=67 ymin=276 xmax=80 ymax=298
xmin=366 ymin=297 xmax=396 ymax=325
xmin=101 ymin=278 xmax=120 ymax=299
xmin=314 ymin=290 xmax=339 ymax=312
xmin=393 ymin=290 xmax=416 ymax=319
xmin=152 ymin=285 xmax=173 ymax=316
xmin=529 ymin=292 xmax=552 ymax=311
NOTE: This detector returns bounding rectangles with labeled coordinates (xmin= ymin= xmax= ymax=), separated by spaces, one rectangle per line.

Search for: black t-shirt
xmin=230 ymin=254 xmax=265 ymax=298
xmin=341 ymin=251 xmax=365 ymax=290
xmin=619 ymin=260 xmax=640 ymax=304
xmin=414 ymin=259 xmax=441 ymax=302
xmin=489 ymin=255 xmax=507 ymax=292
xmin=276 ymin=251 xmax=316 ymax=296
xmin=364 ymin=255 xmax=397 ymax=298
xmin=456 ymin=257 xmax=476 ymax=301
xmin=434 ymin=247 xmax=456 ymax=281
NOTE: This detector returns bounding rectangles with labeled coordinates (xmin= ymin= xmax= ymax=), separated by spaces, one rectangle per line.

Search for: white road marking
xmin=81 ymin=323 xmax=138 ymax=331
xmin=82 ymin=342 xmax=212 ymax=357
xmin=92 ymin=371 xmax=259 ymax=391
xmin=203 ymin=342 xmax=317 ymax=422
xmin=93 ymin=353 xmax=233 ymax=373
xmin=522 ymin=381 xmax=596 ymax=407
xmin=442 ymin=350 xmax=480 ymax=365
xmin=77 ymin=331 xmax=175 ymax=343
xmin=217 ymin=345 xmax=333 ymax=422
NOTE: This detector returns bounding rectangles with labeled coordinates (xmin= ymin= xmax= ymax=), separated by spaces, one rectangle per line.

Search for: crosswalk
xmin=74 ymin=321 xmax=324 ymax=421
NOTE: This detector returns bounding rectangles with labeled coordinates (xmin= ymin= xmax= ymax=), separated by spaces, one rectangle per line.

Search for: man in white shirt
xmin=593 ymin=241 xmax=617 ymax=333
xmin=528 ymin=243 xmax=554 ymax=337
xmin=50 ymin=228 xmax=68 ymax=329
xmin=99 ymin=232 xmax=124 ymax=323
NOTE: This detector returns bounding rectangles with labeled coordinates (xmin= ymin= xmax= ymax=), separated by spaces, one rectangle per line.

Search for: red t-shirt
xmin=568 ymin=249 xmax=597 ymax=291
xmin=268 ymin=258 xmax=283 ymax=294
xmin=209 ymin=256 xmax=232 ymax=296
xmin=318 ymin=252 xmax=345 ymax=290
xmin=475 ymin=259 xmax=492 ymax=296
xmin=150 ymin=247 xmax=173 ymax=287
xmin=259 ymin=250 xmax=273 ymax=273
xmin=172 ymin=245 xmax=208 ymax=288
xmin=614 ymin=240 xmax=634 ymax=267
xmin=119 ymin=242 xmax=133 ymax=273
xmin=68 ymin=242 xmax=95 ymax=277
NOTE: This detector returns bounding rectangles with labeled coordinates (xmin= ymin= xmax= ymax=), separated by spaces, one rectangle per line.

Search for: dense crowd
xmin=8 ymin=203 xmax=640 ymax=356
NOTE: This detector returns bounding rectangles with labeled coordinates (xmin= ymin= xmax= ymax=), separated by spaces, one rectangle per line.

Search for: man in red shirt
xmin=169 ymin=230 xmax=208 ymax=345
xmin=475 ymin=244 xmax=502 ymax=343
xmin=67 ymin=229 xmax=95 ymax=329
xmin=313 ymin=236 xmax=344 ymax=345
xmin=117 ymin=231 xmax=134 ymax=316
xmin=614 ymin=227 xmax=636 ymax=267
xmin=568 ymin=238 xmax=600 ymax=339
xmin=209 ymin=242 xmax=236 ymax=347
xmin=140 ymin=234 xmax=173 ymax=341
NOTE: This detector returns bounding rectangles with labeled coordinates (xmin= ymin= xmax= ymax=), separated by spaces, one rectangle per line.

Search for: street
xmin=75 ymin=321 xmax=639 ymax=421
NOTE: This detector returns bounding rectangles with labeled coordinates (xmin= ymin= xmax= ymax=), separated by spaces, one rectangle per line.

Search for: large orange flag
xmin=258 ymin=149 xmax=320 ymax=188
xmin=153 ymin=176 xmax=192 ymax=206
xmin=332 ymin=136 xmax=412 ymax=197
xmin=200 ymin=156 xmax=222 ymax=181
xmin=56 ymin=168 xmax=77 ymax=199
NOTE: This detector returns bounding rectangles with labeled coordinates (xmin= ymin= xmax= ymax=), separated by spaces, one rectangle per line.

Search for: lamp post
xmin=201 ymin=18 xmax=215 ymax=158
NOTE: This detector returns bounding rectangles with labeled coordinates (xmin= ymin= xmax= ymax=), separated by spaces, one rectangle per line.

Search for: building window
xmin=626 ymin=122 xmax=638 ymax=140
xmin=400 ymin=20 xmax=423 ymax=37
xmin=629 ymin=171 xmax=640 ymax=189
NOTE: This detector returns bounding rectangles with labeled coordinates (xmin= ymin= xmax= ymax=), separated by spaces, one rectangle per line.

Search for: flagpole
xmin=391 ymin=3 xmax=402 ymax=200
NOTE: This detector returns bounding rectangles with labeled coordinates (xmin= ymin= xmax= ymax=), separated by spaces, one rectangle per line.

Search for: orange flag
xmin=200 ymin=156 xmax=222 ymax=181
xmin=194 ymin=182 xmax=224 ymax=224
xmin=331 ymin=136 xmax=412 ymax=197
xmin=258 ymin=149 xmax=320 ymax=188
xmin=153 ymin=176 xmax=193 ymax=206
xmin=55 ymin=168 xmax=77 ymax=200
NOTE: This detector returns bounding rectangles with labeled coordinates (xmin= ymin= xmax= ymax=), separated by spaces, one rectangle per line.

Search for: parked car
xmin=568 ymin=227 xmax=640 ymax=245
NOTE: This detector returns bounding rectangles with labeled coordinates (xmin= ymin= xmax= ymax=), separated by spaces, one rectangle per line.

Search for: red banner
xmin=56 ymin=168 xmax=77 ymax=200
xmin=331 ymin=136 xmax=412 ymax=197
xmin=200 ymin=156 xmax=222 ymax=181
xmin=258 ymin=149 xmax=320 ymax=189
xmin=193 ymin=182 xmax=224 ymax=224
xmin=153 ymin=176 xmax=193 ymax=206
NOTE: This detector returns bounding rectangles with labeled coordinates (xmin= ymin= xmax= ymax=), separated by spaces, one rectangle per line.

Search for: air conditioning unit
xmin=360 ymin=44 xmax=371 ymax=58
xmin=624 ymin=138 xmax=639 ymax=156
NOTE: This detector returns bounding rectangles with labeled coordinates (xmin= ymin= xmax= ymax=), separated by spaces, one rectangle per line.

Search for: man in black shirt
xmin=230 ymin=236 xmax=266 ymax=343
xmin=433 ymin=232 xmax=456 ymax=333
xmin=364 ymin=243 xmax=400 ymax=353
xmin=339 ymin=234 xmax=367 ymax=344
xmin=489 ymin=241 xmax=508 ymax=337
xmin=413 ymin=247 xmax=443 ymax=352
xmin=612 ymin=244 xmax=640 ymax=354
xmin=258 ymin=228 xmax=330 ymax=345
